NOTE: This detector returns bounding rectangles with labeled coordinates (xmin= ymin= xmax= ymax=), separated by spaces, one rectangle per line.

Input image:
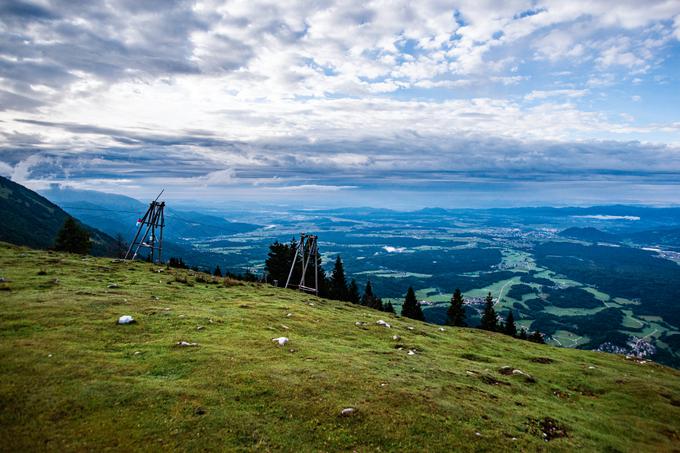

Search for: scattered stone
xmin=499 ymin=366 xmax=536 ymax=383
xmin=107 ymin=283 xmax=120 ymax=289
xmin=588 ymin=365 xmax=596 ymax=369
xmin=281 ymin=324 xmax=289 ymax=330
xmin=340 ymin=407 xmax=356 ymax=417
xmin=475 ymin=432 xmax=481 ymax=437
xmin=308 ymin=302 xmax=315 ymax=306
xmin=376 ymin=319 xmax=391 ymax=328
xmin=176 ymin=341 xmax=198 ymax=347
xmin=117 ymin=315 xmax=136 ymax=325
xmin=407 ymin=326 xmax=414 ymax=331
xmin=466 ymin=370 xmax=477 ymax=376
xmin=151 ymin=295 xmax=160 ymax=300
xmin=194 ymin=407 xmax=206 ymax=416
xmin=438 ymin=327 xmax=446 ymax=332
xmin=355 ymin=321 xmax=367 ymax=327
xmin=272 ymin=337 xmax=289 ymax=346
xmin=407 ymin=349 xmax=417 ymax=355
xmin=196 ymin=326 xmax=205 ymax=331
xmin=392 ymin=335 xmax=401 ymax=341
xmin=48 ymin=353 xmax=53 ymax=358
xmin=0 ymin=277 xmax=10 ymax=283
xmin=286 ymin=313 xmax=293 ymax=317
xmin=134 ymin=351 xmax=142 ymax=356
xmin=512 ymin=369 xmax=537 ymax=383
xmin=178 ymin=314 xmax=186 ymax=318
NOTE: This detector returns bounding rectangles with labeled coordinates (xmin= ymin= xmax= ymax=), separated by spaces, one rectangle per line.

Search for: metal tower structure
xmin=125 ymin=190 xmax=166 ymax=263
xmin=284 ymin=233 xmax=319 ymax=295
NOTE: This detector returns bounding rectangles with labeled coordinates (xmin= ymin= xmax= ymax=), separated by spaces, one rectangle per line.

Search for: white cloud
xmin=524 ymin=89 xmax=588 ymax=101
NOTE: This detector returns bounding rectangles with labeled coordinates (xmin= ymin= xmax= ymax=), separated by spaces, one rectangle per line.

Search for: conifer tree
xmin=54 ymin=217 xmax=91 ymax=255
xmin=329 ymin=255 xmax=348 ymax=301
xmin=264 ymin=240 xmax=295 ymax=287
xmin=504 ymin=310 xmax=517 ymax=337
xmin=347 ymin=279 xmax=360 ymax=304
xmin=383 ymin=301 xmax=395 ymax=313
xmin=479 ymin=292 xmax=498 ymax=331
xmin=361 ymin=281 xmax=375 ymax=306
xmin=447 ymin=288 xmax=466 ymax=326
xmin=518 ymin=328 xmax=528 ymax=340
xmin=401 ymin=287 xmax=425 ymax=321
xmin=214 ymin=265 xmax=222 ymax=277
xmin=528 ymin=330 xmax=545 ymax=344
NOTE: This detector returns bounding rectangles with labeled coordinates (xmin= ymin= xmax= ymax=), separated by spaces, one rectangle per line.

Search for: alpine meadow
xmin=1 ymin=1 xmax=680 ymax=451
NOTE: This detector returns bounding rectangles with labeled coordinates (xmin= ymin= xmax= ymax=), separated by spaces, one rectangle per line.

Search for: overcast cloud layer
xmin=1 ymin=0 xmax=679 ymax=207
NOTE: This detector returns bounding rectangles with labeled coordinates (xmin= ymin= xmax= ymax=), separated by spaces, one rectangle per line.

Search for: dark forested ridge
xmin=0 ymin=176 xmax=116 ymax=255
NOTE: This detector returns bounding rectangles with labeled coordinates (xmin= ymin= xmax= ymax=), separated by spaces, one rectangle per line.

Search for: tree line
xmin=447 ymin=289 xmax=545 ymax=343
xmin=265 ymin=239 xmax=544 ymax=343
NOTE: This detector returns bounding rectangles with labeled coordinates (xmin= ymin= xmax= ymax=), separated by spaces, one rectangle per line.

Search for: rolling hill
xmin=0 ymin=176 xmax=116 ymax=256
xmin=558 ymin=227 xmax=620 ymax=243
xmin=0 ymin=242 xmax=678 ymax=451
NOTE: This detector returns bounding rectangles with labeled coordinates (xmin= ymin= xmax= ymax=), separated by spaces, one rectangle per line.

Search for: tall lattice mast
xmin=284 ymin=233 xmax=319 ymax=295
xmin=125 ymin=190 xmax=166 ymax=263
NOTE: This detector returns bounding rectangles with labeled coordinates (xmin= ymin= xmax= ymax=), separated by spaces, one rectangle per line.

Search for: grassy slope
xmin=0 ymin=243 xmax=679 ymax=452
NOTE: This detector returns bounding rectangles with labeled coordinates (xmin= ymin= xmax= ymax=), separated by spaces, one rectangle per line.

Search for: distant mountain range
xmin=0 ymin=176 xmax=116 ymax=255
xmin=40 ymin=186 xmax=258 ymax=242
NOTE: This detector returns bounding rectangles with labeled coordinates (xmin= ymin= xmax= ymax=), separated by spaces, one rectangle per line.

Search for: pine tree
xmin=479 ymin=292 xmax=498 ymax=331
xmin=504 ymin=311 xmax=517 ymax=337
xmin=54 ymin=217 xmax=91 ymax=255
xmin=329 ymin=255 xmax=348 ymax=301
xmin=518 ymin=328 xmax=528 ymax=340
xmin=401 ymin=287 xmax=425 ymax=321
xmin=347 ymin=279 xmax=360 ymax=304
xmin=383 ymin=301 xmax=395 ymax=313
xmin=447 ymin=288 xmax=466 ymax=326
xmin=528 ymin=330 xmax=545 ymax=344
xmin=213 ymin=265 xmax=222 ymax=277
xmin=361 ymin=281 xmax=375 ymax=306
xmin=373 ymin=297 xmax=384 ymax=311
xmin=264 ymin=239 xmax=296 ymax=287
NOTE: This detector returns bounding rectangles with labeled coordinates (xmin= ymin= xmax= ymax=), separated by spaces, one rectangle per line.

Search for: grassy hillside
xmin=0 ymin=243 xmax=679 ymax=452
xmin=0 ymin=176 xmax=116 ymax=256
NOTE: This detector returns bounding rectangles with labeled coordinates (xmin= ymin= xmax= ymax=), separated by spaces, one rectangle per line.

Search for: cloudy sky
xmin=1 ymin=0 xmax=679 ymax=208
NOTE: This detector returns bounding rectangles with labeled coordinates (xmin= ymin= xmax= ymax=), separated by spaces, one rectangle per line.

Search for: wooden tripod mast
xmin=284 ymin=233 xmax=319 ymax=295
xmin=124 ymin=190 xmax=166 ymax=263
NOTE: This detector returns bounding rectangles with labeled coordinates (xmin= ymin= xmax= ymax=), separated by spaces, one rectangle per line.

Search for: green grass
xmin=1 ymin=243 xmax=680 ymax=452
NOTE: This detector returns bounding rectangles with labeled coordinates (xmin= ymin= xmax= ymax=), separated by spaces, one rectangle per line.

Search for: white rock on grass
xmin=117 ymin=315 xmax=135 ymax=324
xmin=376 ymin=320 xmax=391 ymax=328
xmin=407 ymin=349 xmax=417 ymax=355
xmin=340 ymin=407 xmax=356 ymax=416
xmin=272 ymin=337 xmax=289 ymax=346
xmin=392 ymin=335 xmax=401 ymax=341
xmin=438 ymin=327 xmax=446 ymax=332
xmin=176 ymin=341 xmax=198 ymax=347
